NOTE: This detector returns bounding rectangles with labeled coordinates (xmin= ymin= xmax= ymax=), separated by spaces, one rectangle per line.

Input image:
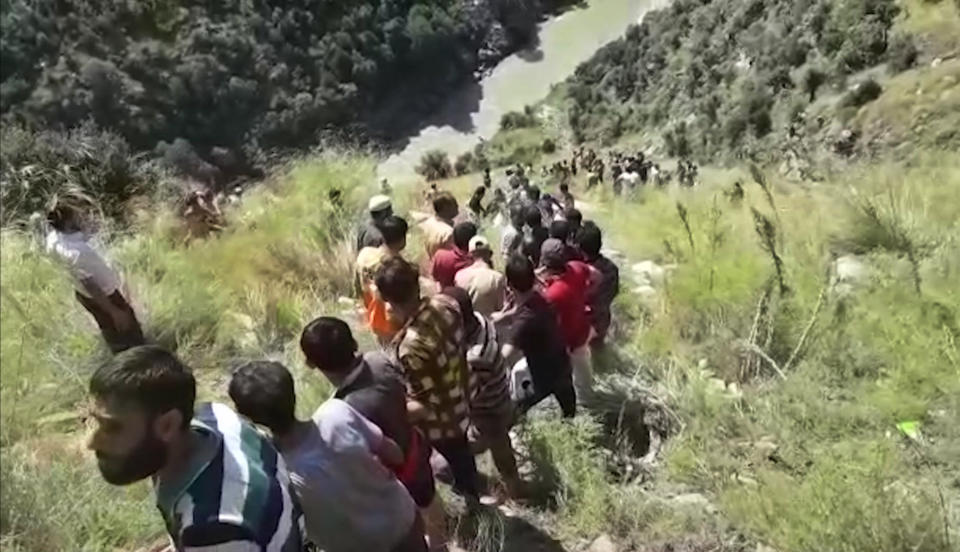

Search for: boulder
xmin=631 ymin=260 xmax=666 ymax=287
xmin=587 ymin=534 xmax=617 ymax=552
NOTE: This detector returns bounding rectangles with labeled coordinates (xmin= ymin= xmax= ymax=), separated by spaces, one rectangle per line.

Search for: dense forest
xmin=561 ymin=0 xmax=919 ymax=159
xmin=0 ymin=0 xmax=560 ymax=156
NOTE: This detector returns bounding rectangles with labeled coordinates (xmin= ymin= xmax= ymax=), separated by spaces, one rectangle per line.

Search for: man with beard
xmin=87 ymin=345 xmax=304 ymax=551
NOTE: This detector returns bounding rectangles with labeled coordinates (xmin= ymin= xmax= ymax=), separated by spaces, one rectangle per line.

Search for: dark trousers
xmin=431 ymin=433 xmax=480 ymax=499
xmin=75 ymin=290 xmax=145 ymax=353
xmin=518 ymin=375 xmax=577 ymax=418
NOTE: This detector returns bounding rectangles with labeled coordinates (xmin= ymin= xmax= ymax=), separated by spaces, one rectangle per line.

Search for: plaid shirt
xmin=394 ymin=294 xmax=470 ymax=442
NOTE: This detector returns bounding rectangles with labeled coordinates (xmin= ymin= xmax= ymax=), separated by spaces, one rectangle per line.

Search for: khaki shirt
xmin=420 ymin=216 xmax=453 ymax=259
xmin=455 ymin=260 xmax=506 ymax=317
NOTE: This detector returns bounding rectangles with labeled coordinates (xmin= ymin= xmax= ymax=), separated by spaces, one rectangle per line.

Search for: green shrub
xmin=842 ymin=78 xmax=884 ymax=108
xmin=454 ymin=151 xmax=475 ymax=175
xmin=0 ymin=122 xmax=171 ymax=225
xmin=416 ymin=150 xmax=453 ymax=181
xmin=499 ymin=107 xmax=537 ymax=131
xmin=541 ymin=137 xmax=557 ymax=153
xmin=887 ymin=34 xmax=919 ymax=73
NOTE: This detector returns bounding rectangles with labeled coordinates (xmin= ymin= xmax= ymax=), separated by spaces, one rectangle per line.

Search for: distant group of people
xmin=40 ymin=145 xmax=623 ymax=552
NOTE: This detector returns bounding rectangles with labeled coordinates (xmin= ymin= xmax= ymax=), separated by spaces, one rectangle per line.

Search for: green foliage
xmin=0 ymin=0 xmax=548 ymax=154
xmin=454 ymin=151 xmax=475 ymax=176
xmin=0 ymin=122 xmax=171 ymax=225
xmin=499 ymin=108 xmax=537 ymax=131
xmin=560 ymin=0 xmax=905 ymax=159
xmin=842 ymin=78 xmax=884 ymax=108
xmin=887 ymin=34 xmax=920 ymax=73
xmin=416 ymin=149 xmax=453 ymax=181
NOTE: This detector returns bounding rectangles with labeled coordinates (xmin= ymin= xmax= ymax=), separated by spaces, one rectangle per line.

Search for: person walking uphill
xmin=229 ymin=361 xmax=426 ymax=552
xmin=431 ymin=221 xmax=476 ymax=288
xmin=358 ymin=195 xmax=393 ymax=252
xmin=46 ymin=198 xmax=144 ymax=353
xmin=87 ymin=346 xmax=304 ymax=551
xmin=299 ymin=317 xmax=448 ymax=551
xmin=375 ymin=257 xmax=481 ymax=506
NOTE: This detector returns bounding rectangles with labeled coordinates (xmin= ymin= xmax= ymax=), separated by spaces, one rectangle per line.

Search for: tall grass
xmin=0 ymin=153 xmax=377 ymax=551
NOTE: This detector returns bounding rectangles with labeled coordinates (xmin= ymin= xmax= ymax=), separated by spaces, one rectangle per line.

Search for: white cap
xmin=469 ymin=235 xmax=491 ymax=253
xmin=368 ymin=195 xmax=391 ymax=213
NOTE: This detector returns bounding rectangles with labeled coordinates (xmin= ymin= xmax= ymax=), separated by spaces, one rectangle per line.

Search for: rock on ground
xmin=587 ymin=534 xmax=618 ymax=552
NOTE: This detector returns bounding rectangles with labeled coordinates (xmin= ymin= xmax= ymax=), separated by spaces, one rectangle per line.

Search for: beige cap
xmin=368 ymin=195 xmax=391 ymax=213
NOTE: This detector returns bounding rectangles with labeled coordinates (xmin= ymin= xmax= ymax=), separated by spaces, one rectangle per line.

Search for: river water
xmin=377 ymin=0 xmax=658 ymax=183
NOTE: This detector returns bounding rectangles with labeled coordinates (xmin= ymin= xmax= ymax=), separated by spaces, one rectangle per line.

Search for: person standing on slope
xmin=46 ymin=197 xmax=145 ymax=353
xmin=421 ymin=192 xmax=459 ymax=259
xmin=299 ymin=317 xmax=448 ymax=551
xmin=357 ymin=195 xmax=393 ymax=252
xmin=430 ymin=221 xmax=477 ymax=288
xmin=88 ymin=346 xmax=304 ymax=551
xmin=229 ymin=361 xmax=427 ymax=552
xmin=498 ymin=255 xmax=577 ymax=418
xmin=375 ymin=257 xmax=482 ymax=507
xmin=455 ymin=236 xmax=507 ymax=318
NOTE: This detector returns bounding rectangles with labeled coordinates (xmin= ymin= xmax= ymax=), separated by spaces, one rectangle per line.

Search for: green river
xmin=377 ymin=0 xmax=662 ymax=182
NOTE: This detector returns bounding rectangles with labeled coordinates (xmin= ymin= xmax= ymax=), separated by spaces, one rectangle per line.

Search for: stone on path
xmin=587 ymin=534 xmax=618 ymax=552
xmin=631 ymin=260 xmax=666 ymax=288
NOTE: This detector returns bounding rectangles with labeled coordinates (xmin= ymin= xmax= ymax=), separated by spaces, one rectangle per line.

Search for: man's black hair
xmin=526 ymin=186 xmax=541 ymax=201
xmin=559 ymin=183 xmax=569 ymax=193
xmin=577 ymin=223 xmax=603 ymax=257
xmin=90 ymin=345 xmax=196 ymax=429
xmin=523 ymin=204 xmax=542 ymax=228
xmin=549 ymin=219 xmax=571 ymax=241
xmin=300 ymin=316 xmax=358 ymax=372
xmin=228 ymin=361 xmax=296 ymax=435
xmin=378 ymin=215 xmax=408 ymax=247
xmin=375 ymin=256 xmax=420 ymax=305
xmin=432 ymin=192 xmax=458 ymax=215
xmin=564 ymin=208 xmax=582 ymax=227
xmin=453 ymin=221 xmax=477 ymax=251
xmin=506 ymin=254 xmax=536 ymax=293
xmin=442 ymin=286 xmax=477 ymax=333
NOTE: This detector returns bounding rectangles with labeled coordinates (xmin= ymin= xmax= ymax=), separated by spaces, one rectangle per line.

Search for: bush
xmin=541 ymin=138 xmax=557 ymax=153
xmin=454 ymin=151 xmax=475 ymax=175
xmin=842 ymin=78 xmax=883 ymax=108
xmin=416 ymin=150 xmax=453 ymax=181
xmin=0 ymin=122 xmax=170 ymax=225
xmin=887 ymin=34 xmax=919 ymax=73
xmin=499 ymin=109 xmax=537 ymax=131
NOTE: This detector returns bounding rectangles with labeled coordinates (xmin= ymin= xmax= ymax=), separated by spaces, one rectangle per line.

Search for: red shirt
xmin=430 ymin=246 xmax=472 ymax=288
xmin=542 ymin=261 xmax=592 ymax=350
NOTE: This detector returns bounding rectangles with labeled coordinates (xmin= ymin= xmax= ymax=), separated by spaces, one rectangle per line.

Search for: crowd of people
xmin=40 ymin=151 xmax=623 ymax=552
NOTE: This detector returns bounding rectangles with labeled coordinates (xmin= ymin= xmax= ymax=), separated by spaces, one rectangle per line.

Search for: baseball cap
xmin=368 ymin=195 xmax=391 ymax=213
xmin=468 ymin=235 xmax=491 ymax=253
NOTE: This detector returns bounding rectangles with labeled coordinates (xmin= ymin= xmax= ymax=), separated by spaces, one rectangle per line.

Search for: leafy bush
xmin=842 ymin=78 xmax=883 ymax=108
xmin=541 ymin=138 xmax=557 ymax=153
xmin=557 ymin=0 xmax=905 ymax=159
xmin=499 ymin=108 xmax=538 ymax=131
xmin=454 ymin=151 xmax=475 ymax=176
xmin=416 ymin=150 xmax=453 ymax=181
xmin=0 ymin=122 xmax=170 ymax=225
xmin=0 ymin=0 xmax=551 ymax=155
xmin=887 ymin=34 xmax=919 ymax=73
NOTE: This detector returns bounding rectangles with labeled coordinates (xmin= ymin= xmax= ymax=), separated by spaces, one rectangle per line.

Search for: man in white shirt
xmin=45 ymin=199 xmax=144 ymax=352
xmin=230 ymin=361 xmax=427 ymax=552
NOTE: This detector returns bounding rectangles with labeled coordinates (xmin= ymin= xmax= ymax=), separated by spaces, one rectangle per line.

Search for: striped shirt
xmin=155 ymin=402 xmax=304 ymax=552
xmin=465 ymin=312 xmax=511 ymax=416
xmin=393 ymin=294 xmax=470 ymax=442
